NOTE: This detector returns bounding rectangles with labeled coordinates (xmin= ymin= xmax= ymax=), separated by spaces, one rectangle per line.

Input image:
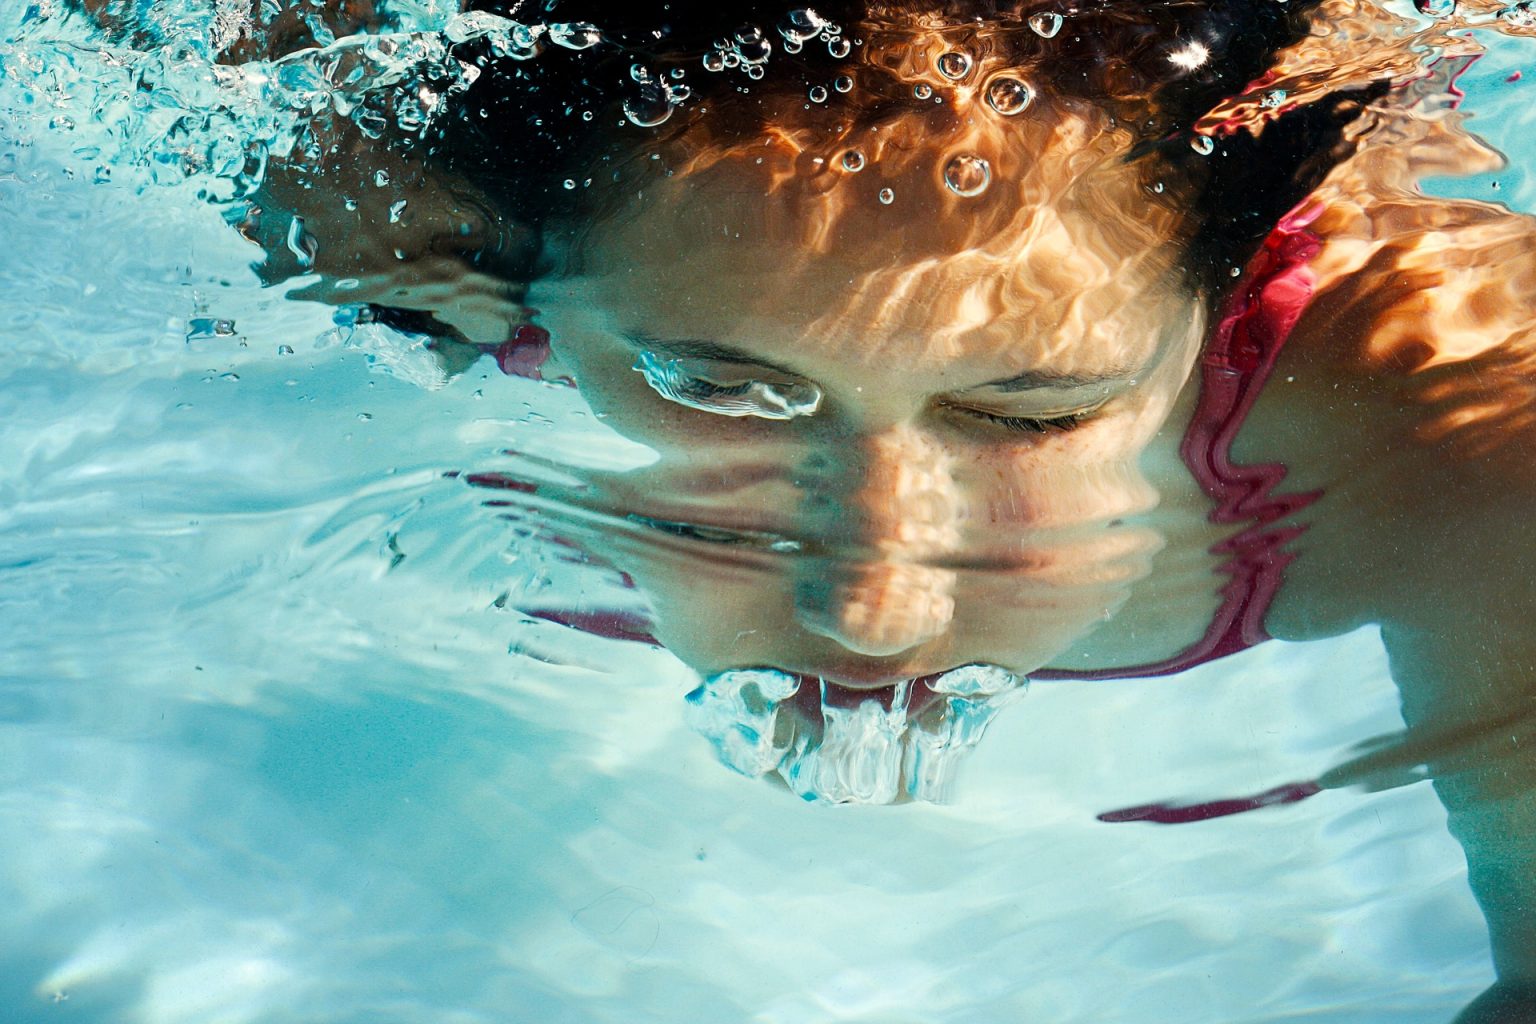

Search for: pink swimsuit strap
xmin=1033 ymin=203 xmax=1325 ymax=681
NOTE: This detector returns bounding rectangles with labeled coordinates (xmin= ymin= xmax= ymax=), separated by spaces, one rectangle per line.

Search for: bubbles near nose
xmin=937 ymin=51 xmax=972 ymax=80
xmin=985 ymin=76 xmax=1032 ymax=116
xmin=942 ymin=153 xmax=991 ymax=197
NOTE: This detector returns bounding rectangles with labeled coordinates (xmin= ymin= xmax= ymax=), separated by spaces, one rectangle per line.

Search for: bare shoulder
xmin=1251 ymin=196 xmax=1536 ymax=640
xmin=1276 ymin=196 xmax=1536 ymax=474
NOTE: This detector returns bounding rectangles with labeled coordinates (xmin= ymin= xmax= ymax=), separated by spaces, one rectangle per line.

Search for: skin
xmin=220 ymin=9 xmax=1536 ymax=1017
xmin=525 ymin=114 xmax=1536 ymax=1015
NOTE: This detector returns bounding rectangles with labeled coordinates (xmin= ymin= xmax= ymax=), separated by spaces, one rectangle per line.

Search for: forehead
xmin=564 ymin=110 xmax=1193 ymax=375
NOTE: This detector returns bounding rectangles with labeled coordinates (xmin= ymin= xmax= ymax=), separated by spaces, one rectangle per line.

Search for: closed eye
xmin=678 ymin=377 xmax=756 ymax=398
xmin=956 ymin=407 xmax=1095 ymax=433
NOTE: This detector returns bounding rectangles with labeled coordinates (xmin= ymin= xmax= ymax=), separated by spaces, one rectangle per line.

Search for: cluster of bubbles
xmin=777 ymin=8 xmax=852 ymax=58
xmin=622 ymin=64 xmax=692 ymax=128
xmin=700 ymin=24 xmax=773 ymax=78
xmin=3 ymin=2 xmax=603 ymax=199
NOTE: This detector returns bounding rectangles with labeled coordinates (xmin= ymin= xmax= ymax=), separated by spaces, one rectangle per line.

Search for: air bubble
xmin=286 ymin=216 xmax=318 ymax=269
xmin=1029 ymin=12 xmax=1064 ymax=38
xmin=834 ymin=74 xmax=854 ymax=93
xmin=547 ymin=22 xmax=601 ymax=50
xmin=943 ymin=154 xmax=991 ymax=197
xmin=828 ymin=37 xmax=851 ymax=57
xmin=779 ymin=8 xmax=829 ymax=44
xmin=913 ymin=83 xmax=933 ymax=99
xmin=937 ymin=51 xmax=972 ymax=79
xmin=624 ymin=93 xmax=673 ymax=126
xmin=374 ymin=169 xmax=390 ymax=187
xmin=746 ymin=64 xmax=766 ymax=80
xmin=878 ymin=187 xmax=895 ymax=204
xmin=809 ymin=85 xmax=829 ymax=103
xmin=842 ymin=149 xmax=866 ymax=172
xmin=985 ymin=76 xmax=1032 ymax=115
xmin=1190 ymin=134 xmax=1215 ymax=155
xmin=1415 ymin=0 xmax=1456 ymax=14
xmin=389 ymin=199 xmax=407 ymax=223
xmin=1261 ymin=89 xmax=1287 ymax=109
xmin=563 ymin=178 xmax=576 ymax=189
xmin=703 ymin=51 xmax=727 ymax=72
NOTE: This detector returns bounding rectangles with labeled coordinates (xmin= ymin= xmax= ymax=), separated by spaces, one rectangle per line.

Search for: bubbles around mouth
xmin=684 ymin=664 xmax=1027 ymax=804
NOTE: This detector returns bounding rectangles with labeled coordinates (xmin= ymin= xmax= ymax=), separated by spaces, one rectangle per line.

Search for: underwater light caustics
xmin=684 ymin=664 xmax=1027 ymax=804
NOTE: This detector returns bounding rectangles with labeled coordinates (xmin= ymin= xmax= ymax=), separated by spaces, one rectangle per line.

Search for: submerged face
xmin=528 ymin=106 xmax=1205 ymax=699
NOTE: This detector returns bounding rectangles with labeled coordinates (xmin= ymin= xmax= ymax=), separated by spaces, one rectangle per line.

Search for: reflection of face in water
xmin=527 ymin=108 xmax=1206 ymax=799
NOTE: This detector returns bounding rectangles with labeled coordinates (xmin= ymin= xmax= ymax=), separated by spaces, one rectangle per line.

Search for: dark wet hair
xmin=430 ymin=0 xmax=1383 ymax=292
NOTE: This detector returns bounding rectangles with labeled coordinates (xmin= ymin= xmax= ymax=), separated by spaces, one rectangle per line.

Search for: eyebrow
xmin=621 ymin=333 xmax=804 ymax=377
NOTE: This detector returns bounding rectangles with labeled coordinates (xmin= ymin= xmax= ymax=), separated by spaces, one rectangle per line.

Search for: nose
xmin=795 ymin=558 xmax=957 ymax=657
xmin=793 ymin=423 xmax=963 ymax=657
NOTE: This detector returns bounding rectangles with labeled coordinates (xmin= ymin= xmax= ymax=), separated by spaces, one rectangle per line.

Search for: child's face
xmin=530 ymin=121 xmax=1205 ymax=688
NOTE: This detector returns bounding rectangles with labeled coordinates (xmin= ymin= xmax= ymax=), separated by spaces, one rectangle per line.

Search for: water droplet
xmin=1415 ymin=0 xmax=1456 ymax=14
xmin=913 ymin=83 xmax=933 ymax=99
xmin=841 ymin=149 xmax=865 ymax=172
xmin=809 ymin=85 xmax=829 ymax=103
xmin=937 ymin=51 xmax=972 ymax=79
xmin=373 ymin=169 xmax=390 ymax=187
xmin=1190 ymin=134 xmax=1215 ymax=155
xmin=828 ymin=37 xmax=851 ymax=58
xmin=878 ymin=187 xmax=895 ymax=204
xmin=563 ymin=178 xmax=577 ymax=190
xmin=833 ymin=74 xmax=854 ymax=93
xmin=1029 ymin=12 xmax=1064 ymax=38
xmin=943 ymin=154 xmax=991 ymax=197
xmin=985 ymin=76 xmax=1032 ymax=115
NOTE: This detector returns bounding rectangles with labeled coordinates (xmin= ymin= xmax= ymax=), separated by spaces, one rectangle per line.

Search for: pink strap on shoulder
xmin=1035 ymin=202 xmax=1325 ymax=681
